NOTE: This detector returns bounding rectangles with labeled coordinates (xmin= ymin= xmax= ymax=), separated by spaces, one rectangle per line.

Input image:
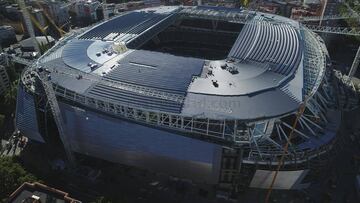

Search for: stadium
xmin=16 ymin=6 xmax=341 ymax=189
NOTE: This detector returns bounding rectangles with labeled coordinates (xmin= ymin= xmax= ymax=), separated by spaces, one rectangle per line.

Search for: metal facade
xmin=59 ymin=102 xmax=222 ymax=183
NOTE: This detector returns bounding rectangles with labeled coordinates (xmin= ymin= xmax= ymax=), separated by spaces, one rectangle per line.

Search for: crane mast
xmin=348 ymin=46 xmax=360 ymax=80
xmin=103 ymin=0 xmax=108 ymax=20
xmin=17 ymin=0 xmax=40 ymax=53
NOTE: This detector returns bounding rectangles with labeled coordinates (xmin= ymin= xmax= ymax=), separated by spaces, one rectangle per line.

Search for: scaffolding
xmin=27 ymin=69 xmax=76 ymax=166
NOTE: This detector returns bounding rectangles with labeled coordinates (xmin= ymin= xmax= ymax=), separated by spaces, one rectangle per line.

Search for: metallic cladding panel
xmin=182 ymin=89 xmax=300 ymax=120
xmin=229 ymin=19 xmax=301 ymax=77
xmin=105 ymin=50 xmax=204 ymax=93
xmin=15 ymin=85 xmax=44 ymax=143
xmin=250 ymin=169 xmax=308 ymax=189
xmin=86 ymin=50 xmax=205 ymax=113
xmin=79 ymin=12 xmax=167 ymax=40
xmin=62 ymin=40 xmax=95 ymax=73
xmin=86 ymin=84 xmax=182 ymax=113
xmin=43 ymin=58 xmax=96 ymax=94
xmin=59 ymin=102 xmax=222 ymax=184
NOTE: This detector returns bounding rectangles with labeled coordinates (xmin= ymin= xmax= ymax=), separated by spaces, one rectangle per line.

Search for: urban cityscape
xmin=0 ymin=0 xmax=360 ymax=202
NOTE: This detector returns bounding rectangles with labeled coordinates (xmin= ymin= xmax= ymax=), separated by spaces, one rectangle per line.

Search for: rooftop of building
xmin=19 ymin=36 xmax=55 ymax=48
xmin=0 ymin=25 xmax=15 ymax=30
xmin=7 ymin=182 xmax=81 ymax=203
xmin=32 ymin=5 xmax=328 ymax=120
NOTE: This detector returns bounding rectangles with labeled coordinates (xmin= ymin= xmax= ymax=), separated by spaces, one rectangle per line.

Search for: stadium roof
xmin=37 ymin=6 xmax=327 ymax=120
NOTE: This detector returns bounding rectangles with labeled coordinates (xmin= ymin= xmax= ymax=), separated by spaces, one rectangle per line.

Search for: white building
xmin=74 ymin=0 xmax=100 ymax=22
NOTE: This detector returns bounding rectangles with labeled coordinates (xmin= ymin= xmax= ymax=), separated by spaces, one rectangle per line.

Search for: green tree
xmin=39 ymin=41 xmax=50 ymax=55
xmin=0 ymin=114 xmax=4 ymax=128
xmin=5 ymin=63 xmax=18 ymax=82
xmin=0 ymin=157 xmax=37 ymax=200
xmin=3 ymin=80 xmax=18 ymax=107
xmin=339 ymin=1 xmax=360 ymax=41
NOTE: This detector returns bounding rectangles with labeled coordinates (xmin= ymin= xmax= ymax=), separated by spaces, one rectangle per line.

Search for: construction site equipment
xmin=302 ymin=24 xmax=360 ymax=36
xmin=265 ymin=101 xmax=307 ymax=203
xmin=34 ymin=0 xmax=67 ymax=37
xmin=28 ymin=13 xmax=51 ymax=46
xmin=29 ymin=14 xmax=48 ymax=35
xmin=103 ymin=0 xmax=108 ymax=21
xmin=241 ymin=0 xmax=249 ymax=7
xmin=348 ymin=46 xmax=360 ymax=79
xmin=319 ymin=0 xmax=328 ymax=26
xmin=299 ymin=14 xmax=359 ymax=22
xmin=17 ymin=0 xmax=40 ymax=53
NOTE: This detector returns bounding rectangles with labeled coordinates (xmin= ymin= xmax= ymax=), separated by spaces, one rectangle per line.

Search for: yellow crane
xmin=28 ymin=13 xmax=52 ymax=53
xmin=241 ymin=0 xmax=250 ymax=7
xmin=17 ymin=0 xmax=40 ymax=52
xmin=29 ymin=13 xmax=48 ymax=36
xmin=34 ymin=0 xmax=66 ymax=37
xmin=264 ymin=100 xmax=307 ymax=203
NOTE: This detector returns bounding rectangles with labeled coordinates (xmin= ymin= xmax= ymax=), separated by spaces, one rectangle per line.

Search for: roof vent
xmin=90 ymin=64 xmax=98 ymax=70
xmin=212 ymin=80 xmax=219 ymax=88
xmin=228 ymin=67 xmax=238 ymax=75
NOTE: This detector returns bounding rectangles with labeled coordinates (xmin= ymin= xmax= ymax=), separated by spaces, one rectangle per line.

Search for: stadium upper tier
xmin=35 ymin=6 xmax=327 ymax=120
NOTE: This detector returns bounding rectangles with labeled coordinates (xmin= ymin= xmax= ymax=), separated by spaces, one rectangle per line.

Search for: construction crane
xmin=17 ymin=0 xmax=40 ymax=53
xmin=298 ymin=0 xmax=359 ymax=25
xmin=28 ymin=13 xmax=51 ymax=45
xmin=103 ymin=0 xmax=108 ymax=21
xmin=302 ymin=24 xmax=360 ymax=36
xmin=29 ymin=14 xmax=48 ymax=35
xmin=319 ymin=0 xmax=328 ymax=26
xmin=241 ymin=0 xmax=250 ymax=7
xmin=348 ymin=46 xmax=360 ymax=80
xmin=34 ymin=0 xmax=67 ymax=37
xmin=264 ymin=100 xmax=307 ymax=203
xmin=299 ymin=14 xmax=359 ymax=22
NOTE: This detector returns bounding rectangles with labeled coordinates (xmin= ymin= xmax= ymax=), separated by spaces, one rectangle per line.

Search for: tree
xmin=5 ymin=63 xmax=18 ymax=82
xmin=0 ymin=157 xmax=37 ymax=200
xmin=39 ymin=41 xmax=50 ymax=55
xmin=0 ymin=114 xmax=4 ymax=129
xmin=3 ymin=80 xmax=18 ymax=107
